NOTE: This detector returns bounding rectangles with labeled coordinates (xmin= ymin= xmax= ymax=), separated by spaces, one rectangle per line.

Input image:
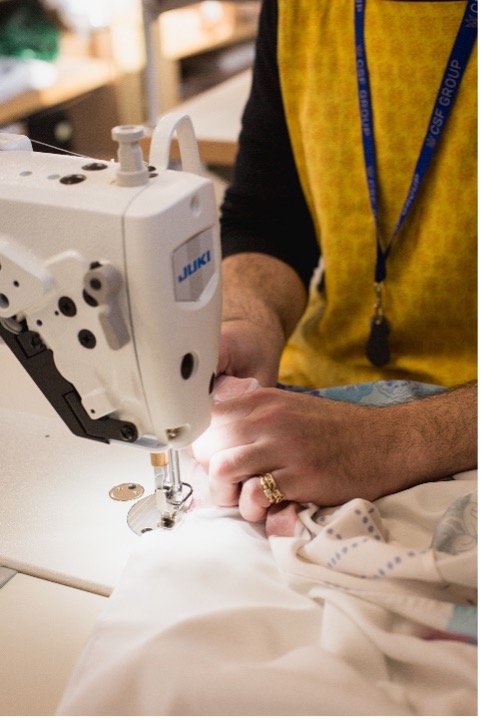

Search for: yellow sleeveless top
xmin=277 ymin=0 xmax=477 ymax=388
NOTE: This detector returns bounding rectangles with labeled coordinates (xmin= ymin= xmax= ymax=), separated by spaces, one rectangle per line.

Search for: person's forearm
xmin=221 ymin=253 xmax=307 ymax=342
xmin=382 ymin=382 xmax=477 ymax=488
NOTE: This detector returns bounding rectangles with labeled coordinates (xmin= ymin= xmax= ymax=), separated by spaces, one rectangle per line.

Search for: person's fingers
xmin=237 ymin=475 xmax=273 ymax=521
xmin=265 ymin=502 xmax=301 ymax=537
xmin=213 ymin=374 xmax=260 ymax=403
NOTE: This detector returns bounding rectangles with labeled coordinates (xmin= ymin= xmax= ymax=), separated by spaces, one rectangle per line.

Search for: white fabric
xmin=57 ymin=473 xmax=477 ymax=716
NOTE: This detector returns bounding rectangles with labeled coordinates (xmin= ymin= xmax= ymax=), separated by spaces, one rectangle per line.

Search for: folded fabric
xmin=57 ymin=476 xmax=477 ymax=716
xmin=57 ymin=380 xmax=477 ymax=716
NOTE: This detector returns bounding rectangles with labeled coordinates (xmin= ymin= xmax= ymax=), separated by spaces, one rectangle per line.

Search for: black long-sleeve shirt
xmin=220 ymin=0 xmax=320 ymax=291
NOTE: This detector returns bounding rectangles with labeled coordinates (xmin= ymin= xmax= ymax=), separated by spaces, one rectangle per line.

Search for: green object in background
xmin=0 ymin=0 xmax=61 ymax=61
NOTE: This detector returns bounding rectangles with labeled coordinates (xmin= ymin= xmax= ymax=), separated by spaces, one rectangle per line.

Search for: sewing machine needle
xmin=168 ymin=447 xmax=182 ymax=504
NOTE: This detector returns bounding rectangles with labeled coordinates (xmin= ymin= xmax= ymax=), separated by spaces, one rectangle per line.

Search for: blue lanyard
xmin=355 ymin=0 xmax=477 ymax=285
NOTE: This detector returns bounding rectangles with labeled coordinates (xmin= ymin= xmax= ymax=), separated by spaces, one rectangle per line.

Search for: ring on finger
xmin=259 ymin=472 xmax=285 ymax=505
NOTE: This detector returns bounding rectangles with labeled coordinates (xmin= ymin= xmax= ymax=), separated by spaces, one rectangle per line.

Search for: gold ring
xmin=259 ymin=472 xmax=285 ymax=505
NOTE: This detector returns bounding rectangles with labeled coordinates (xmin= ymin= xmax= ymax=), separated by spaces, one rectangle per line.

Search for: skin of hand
xmin=218 ymin=253 xmax=307 ymax=386
xmin=204 ymin=253 xmax=477 ymax=524
xmin=191 ymin=383 xmax=477 ymax=523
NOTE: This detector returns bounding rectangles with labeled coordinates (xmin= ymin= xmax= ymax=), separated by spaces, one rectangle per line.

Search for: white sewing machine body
xmin=0 ymin=118 xmax=222 ymax=713
xmin=0 ymin=118 xmax=221 ymax=451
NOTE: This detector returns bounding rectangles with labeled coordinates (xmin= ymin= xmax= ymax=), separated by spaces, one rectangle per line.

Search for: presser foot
xmin=126 ymin=483 xmax=194 ymax=535
xmin=156 ymin=483 xmax=194 ymax=529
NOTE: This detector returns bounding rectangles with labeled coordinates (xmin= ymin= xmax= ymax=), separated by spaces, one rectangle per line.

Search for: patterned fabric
xmin=277 ymin=0 xmax=477 ymax=389
xmin=278 ymin=478 xmax=478 ymax=647
xmin=278 ymin=377 xmax=444 ymax=405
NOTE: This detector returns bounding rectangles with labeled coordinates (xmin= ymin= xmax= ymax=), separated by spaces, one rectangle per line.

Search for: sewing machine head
xmin=0 ymin=114 xmax=221 ymax=454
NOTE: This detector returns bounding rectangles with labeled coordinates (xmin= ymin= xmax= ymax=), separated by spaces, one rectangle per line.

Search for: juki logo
xmin=178 ymin=250 xmax=212 ymax=283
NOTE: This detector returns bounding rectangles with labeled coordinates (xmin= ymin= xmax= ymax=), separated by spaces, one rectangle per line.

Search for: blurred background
xmin=0 ymin=0 xmax=260 ymax=177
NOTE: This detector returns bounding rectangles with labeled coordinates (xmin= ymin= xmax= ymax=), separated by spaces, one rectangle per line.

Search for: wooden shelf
xmin=0 ymin=55 xmax=118 ymax=127
xmin=160 ymin=2 xmax=259 ymax=60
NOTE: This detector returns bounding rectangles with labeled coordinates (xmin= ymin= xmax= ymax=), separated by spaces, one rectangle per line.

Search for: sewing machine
xmin=0 ymin=113 xmax=221 ymax=529
xmin=0 ymin=113 xmax=222 ymax=713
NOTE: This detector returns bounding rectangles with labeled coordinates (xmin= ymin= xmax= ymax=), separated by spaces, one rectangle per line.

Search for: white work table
xmin=0 ymin=341 xmax=151 ymax=596
xmin=0 ymin=341 xmax=192 ymax=713
xmin=0 ymin=573 xmax=106 ymax=715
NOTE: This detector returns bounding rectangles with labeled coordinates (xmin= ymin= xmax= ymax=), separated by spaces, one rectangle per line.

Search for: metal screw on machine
xmin=78 ymin=329 xmax=96 ymax=349
xmin=58 ymin=296 xmax=77 ymax=317
xmin=120 ymin=424 xmax=138 ymax=442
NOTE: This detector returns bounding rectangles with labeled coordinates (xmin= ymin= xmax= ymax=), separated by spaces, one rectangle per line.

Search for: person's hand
xmin=192 ymin=385 xmax=410 ymax=523
xmin=217 ymin=317 xmax=284 ymax=387
xmin=217 ymin=253 xmax=308 ymax=387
